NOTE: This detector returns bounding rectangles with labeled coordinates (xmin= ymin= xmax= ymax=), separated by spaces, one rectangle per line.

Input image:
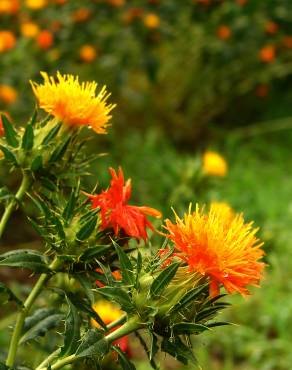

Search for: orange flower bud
xmin=217 ymin=25 xmax=232 ymax=40
xmin=143 ymin=13 xmax=160 ymax=29
xmin=259 ymin=45 xmax=275 ymax=63
xmin=0 ymin=85 xmax=17 ymax=104
xmin=0 ymin=31 xmax=16 ymax=52
xmin=79 ymin=45 xmax=97 ymax=63
xmin=0 ymin=0 xmax=19 ymax=14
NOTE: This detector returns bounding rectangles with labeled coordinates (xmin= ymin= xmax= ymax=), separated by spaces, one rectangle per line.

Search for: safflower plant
xmin=0 ymin=72 xmax=265 ymax=370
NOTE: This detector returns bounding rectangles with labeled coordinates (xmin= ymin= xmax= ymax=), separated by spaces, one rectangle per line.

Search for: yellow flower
xmin=30 ymin=72 xmax=116 ymax=134
xmin=0 ymin=85 xmax=17 ymax=104
xmin=164 ymin=204 xmax=265 ymax=296
xmin=20 ymin=21 xmax=40 ymax=38
xmin=143 ymin=13 xmax=160 ymax=29
xmin=209 ymin=201 xmax=234 ymax=224
xmin=92 ymin=300 xmax=123 ymax=327
xmin=202 ymin=150 xmax=228 ymax=177
xmin=25 ymin=0 xmax=47 ymax=9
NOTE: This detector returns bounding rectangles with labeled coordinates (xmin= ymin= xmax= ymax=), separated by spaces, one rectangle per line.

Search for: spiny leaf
xmin=76 ymin=329 xmax=104 ymax=356
xmin=150 ymin=262 xmax=180 ymax=297
xmin=172 ymin=322 xmax=210 ymax=335
xmin=161 ymin=337 xmax=197 ymax=365
xmin=76 ymin=335 xmax=108 ymax=359
xmin=113 ymin=241 xmax=135 ymax=285
xmin=79 ymin=245 xmax=111 ymax=262
xmin=76 ymin=215 xmax=97 ymax=241
xmin=42 ymin=122 xmax=61 ymax=145
xmin=0 ymin=249 xmax=50 ymax=272
xmin=1 ymin=114 xmax=18 ymax=147
xmin=113 ymin=347 xmax=136 ymax=370
xmin=60 ymin=297 xmax=81 ymax=357
xmin=20 ymin=309 xmax=64 ymax=344
xmin=31 ymin=155 xmax=43 ymax=172
xmin=170 ymin=282 xmax=209 ymax=313
xmin=22 ymin=123 xmax=34 ymax=150
xmin=0 ymin=282 xmax=22 ymax=306
xmin=97 ymin=287 xmax=134 ymax=312
xmin=0 ymin=145 xmax=18 ymax=166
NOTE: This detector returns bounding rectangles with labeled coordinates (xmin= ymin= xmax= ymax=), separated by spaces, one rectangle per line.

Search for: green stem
xmin=5 ymin=258 xmax=60 ymax=368
xmin=106 ymin=313 xmax=127 ymax=331
xmin=0 ymin=171 xmax=32 ymax=239
xmin=35 ymin=349 xmax=61 ymax=370
xmin=43 ymin=316 xmax=143 ymax=370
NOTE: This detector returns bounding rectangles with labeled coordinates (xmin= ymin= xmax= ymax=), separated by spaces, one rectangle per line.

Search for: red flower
xmin=85 ymin=168 xmax=161 ymax=240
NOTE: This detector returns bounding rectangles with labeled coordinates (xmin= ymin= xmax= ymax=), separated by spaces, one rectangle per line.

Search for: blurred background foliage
xmin=1 ymin=0 xmax=292 ymax=369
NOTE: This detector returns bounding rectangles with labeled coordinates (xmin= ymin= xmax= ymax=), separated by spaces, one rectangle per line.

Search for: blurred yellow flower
xmin=25 ymin=0 xmax=47 ymax=9
xmin=79 ymin=45 xmax=97 ymax=63
xmin=92 ymin=300 xmax=123 ymax=327
xmin=31 ymin=72 xmax=116 ymax=134
xmin=20 ymin=21 xmax=40 ymax=38
xmin=0 ymin=85 xmax=17 ymax=104
xmin=0 ymin=0 xmax=19 ymax=14
xmin=143 ymin=13 xmax=160 ymax=29
xmin=202 ymin=150 xmax=228 ymax=177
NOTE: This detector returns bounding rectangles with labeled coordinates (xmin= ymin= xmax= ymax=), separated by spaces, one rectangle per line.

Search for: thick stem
xmin=43 ymin=316 xmax=143 ymax=370
xmin=5 ymin=258 xmax=60 ymax=368
xmin=106 ymin=313 xmax=127 ymax=331
xmin=0 ymin=171 xmax=32 ymax=239
xmin=35 ymin=349 xmax=61 ymax=370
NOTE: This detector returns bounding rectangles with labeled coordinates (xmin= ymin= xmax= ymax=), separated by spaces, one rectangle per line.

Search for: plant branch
xmin=0 ymin=171 xmax=32 ymax=239
xmin=5 ymin=257 xmax=60 ymax=368
xmin=35 ymin=348 xmax=61 ymax=370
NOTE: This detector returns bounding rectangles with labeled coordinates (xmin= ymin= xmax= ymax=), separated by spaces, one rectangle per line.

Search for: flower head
xmin=164 ymin=204 xmax=265 ymax=296
xmin=0 ymin=85 xmax=17 ymax=105
xmin=202 ymin=150 xmax=228 ymax=177
xmin=85 ymin=167 xmax=161 ymax=240
xmin=31 ymin=72 xmax=115 ymax=133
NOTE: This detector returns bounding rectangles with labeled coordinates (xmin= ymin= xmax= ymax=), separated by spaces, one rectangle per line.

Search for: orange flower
xmin=283 ymin=36 xmax=292 ymax=49
xmin=31 ymin=72 xmax=115 ymax=134
xmin=0 ymin=85 xmax=17 ymax=104
xmin=95 ymin=268 xmax=122 ymax=288
xmin=143 ymin=13 xmax=160 ymax=29
xmin=164 ymin=204 xmax=265 ymax=296
xmin=37 ymin=30 xmax=53 ymax=49
xmin=202 ymin=150 xmax=228 ymax=177
xmin=0 ymin=31 xmax=16 ymax=53
xmin=20 ymin=21 xmax=40 ymax=38
xmin=255 ymin=84 xmax=269 ymax=98
xmin=0 ymin=115 xmax=4 ymax=136
xmin=0 ymin=0 xmax=19 ymax=14
xmin=72 ymin=7 xmax=91 ymax=22
xmin=92 ymin=300 xmax=130 ymax=355
xmin=79 ymin=45 xmax=97 ymax=63
xmin=122 ymin=7 xmax=144 ymax=24
xmin=107 ymin=0 xmax=125 ymax=7
xmin=217 ymin=25 xmax=231 ymax=40
xmin=265 ymin=21 xmax=279 ymax=35
xmin=259 ymin=45 xmax=275 ymax=63
xmin=85 ymin=167 xmax=161 ymax=240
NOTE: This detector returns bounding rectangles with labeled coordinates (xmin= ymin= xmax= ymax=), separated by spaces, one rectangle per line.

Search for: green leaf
xmin=31 ymin=155 xmax=43 ymax=172
xmin=60 ymin=297 xmax=81 ymax=357
xmin=22 ymin=124 xmax=34 ymax=150
xmin=207 ymin=321 xmax=231 ymax=328
xmin=76 ymin=329 xmax=104 ymax=356
xmin=28 ymin=108 xmax=38 ymax=126
xmin=172 ymin=322 xmax=210 ymax=335
xmin=49 ymin=135 xmax=71 ymax=163
xmin=20 ymin=308 xmax=63 ymax=344
xmin=40 ymin=177 xmax=58 ymax=192
xmin=76 ymin=215 xmax=97 ymax=241
xmin=0 ymin=249 xmax=50 ymax=272
xmin=97 ymin=287 xmax=134 ymax=312
xmin=113 ymin=347 xmax=136 ymax=370
xmin=0 ymin=145 xmax=18 ymax=166
xmin=1 ymin=114 xmax=18 ymax=148
xmin=79 ymin=245 xmax=111 ymax=262
xmin=196 ymin=305 xmax=225 ymax=322
xmin=171 ymin=283 xmax=209 ymax=313
xmin=150 ymin=262 xmax=180 ymax=297
xmin=0 ymin=282 xmax=22 ymax=306
xmin=62 ymin=185 xmax=79 ymax=224
xmin=161 ymin=337 xmax=197 ymax=366
xmin=75 ymin=274 xmax=94 ymax=303
xmin=42 ymin=122 xmax=61 ymax=145
xmin=0 ymin=186 xmax=13 ymax=201
xmin=113 ymin=241 xmax=135 ymax=285
xmin=0 ymin=362 xmax=9 ymax=370
xmin=149 ymin=332 xmax=159 ymax=362
xmin=77 ymin=338 xmax=109 ymax=358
